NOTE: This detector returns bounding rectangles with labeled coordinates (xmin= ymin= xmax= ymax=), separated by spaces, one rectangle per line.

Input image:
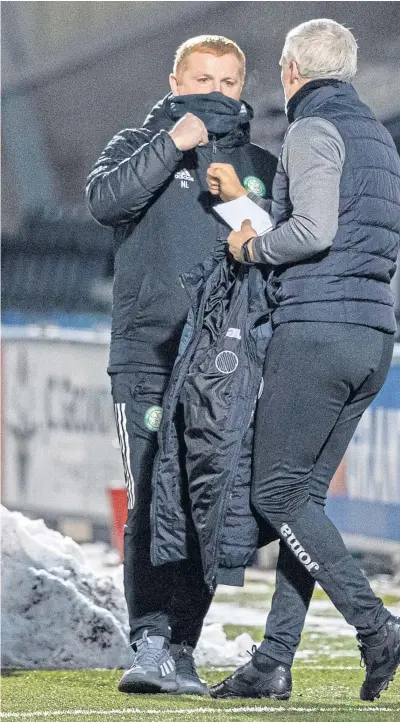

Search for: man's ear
xmin=289 ymin=60 xmax=301 ymax=85
xmin=169 ymin=73 xmax=179 ymax=95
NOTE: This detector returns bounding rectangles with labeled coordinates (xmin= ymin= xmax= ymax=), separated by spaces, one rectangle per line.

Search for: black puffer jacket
xmin=86 ymin=93 xmax=277 ymax=371
xmin=150 ymin=250 xmax=276 ymax=590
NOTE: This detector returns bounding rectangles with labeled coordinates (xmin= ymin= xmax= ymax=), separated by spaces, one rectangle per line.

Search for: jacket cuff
xmin=216 ymin=566 xmax=245 ymax=587
xmin=158 ymin=129 xmax=184 ymax=170
xmin=247 ymin=192 xmax=272 ymax=213
xmin=250 ymin=236 xmax=265 ymax=264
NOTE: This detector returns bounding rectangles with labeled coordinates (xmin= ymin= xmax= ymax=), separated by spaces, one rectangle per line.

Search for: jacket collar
xmin=286 ymin=78 xmax=355 ymax=123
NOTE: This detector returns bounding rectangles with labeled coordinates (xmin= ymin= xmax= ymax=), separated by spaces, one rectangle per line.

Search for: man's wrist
xmin=168 ymin=129 xmax=183 ymax=150
xmin=222 ymin=186 xmax=248 ymax=202
xmin=232 ymin=187 xmax=248 ymax=201
xmin=242 ymin=237 xmax=255 ymax=263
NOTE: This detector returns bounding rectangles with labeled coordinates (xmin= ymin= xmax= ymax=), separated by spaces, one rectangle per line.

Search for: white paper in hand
xmin=214 ymin=195 xmax=274 ymax=235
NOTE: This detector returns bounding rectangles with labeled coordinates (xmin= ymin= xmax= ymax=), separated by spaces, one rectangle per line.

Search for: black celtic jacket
xmin=150 ymin=250 xmax=277 ymax=590
xmin=86 ymin=93 xmax=277 ymax=371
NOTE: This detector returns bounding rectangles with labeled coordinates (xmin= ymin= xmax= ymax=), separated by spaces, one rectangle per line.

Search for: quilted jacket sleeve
xmin=86 ymin=128 xmax=183 ymax=226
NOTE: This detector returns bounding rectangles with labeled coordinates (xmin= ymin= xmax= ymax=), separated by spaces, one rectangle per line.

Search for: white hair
xmin=281 ymin=19 xmax=358 ymax=82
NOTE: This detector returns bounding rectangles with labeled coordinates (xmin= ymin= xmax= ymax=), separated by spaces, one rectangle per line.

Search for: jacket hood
xmin=143 ymin=92 xmax=253 ymax=147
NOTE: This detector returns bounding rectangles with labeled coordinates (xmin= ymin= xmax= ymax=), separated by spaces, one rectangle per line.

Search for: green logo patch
xmin=243 ymin=175 xmax=266 ymax=197
xmin=144 ymin=405 xmax=163 ymax=431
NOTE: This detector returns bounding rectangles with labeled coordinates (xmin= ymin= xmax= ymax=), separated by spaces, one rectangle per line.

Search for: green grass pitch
xmin=2 ymin=640 xmax=399 ymax=722
xmin=2 ymin=583 xmax=399 ymax=720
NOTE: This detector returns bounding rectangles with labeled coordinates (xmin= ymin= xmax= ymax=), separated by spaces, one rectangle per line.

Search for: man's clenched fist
xmin=169 ymin=113 xmax=208 ymax=151
xmin=206 ymin=162 xmax=248 ymax=202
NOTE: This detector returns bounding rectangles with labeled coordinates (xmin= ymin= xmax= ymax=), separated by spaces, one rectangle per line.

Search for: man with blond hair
xmin=208 ymin=19 xmax=400 ymax=701
xmin=86 ymin=35 xmax=277 ymax=695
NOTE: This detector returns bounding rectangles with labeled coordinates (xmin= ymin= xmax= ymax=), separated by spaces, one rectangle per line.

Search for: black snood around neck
xmin=168 ymin=91 xmax=251 ymax=136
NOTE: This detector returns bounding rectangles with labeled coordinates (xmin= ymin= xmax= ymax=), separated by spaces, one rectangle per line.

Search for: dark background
xmin=2 ymin=1 xmax=400 ymax=324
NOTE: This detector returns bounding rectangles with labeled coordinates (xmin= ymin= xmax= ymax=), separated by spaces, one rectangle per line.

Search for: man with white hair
xmin=208 ymin=19 xmax=400 ymax=702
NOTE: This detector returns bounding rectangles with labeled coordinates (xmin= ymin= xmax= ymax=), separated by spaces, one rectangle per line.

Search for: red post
xmin=330 ymin=459 xmax=346 ymax=496
xmin=106 ymin=487 xmax=128 ymax=561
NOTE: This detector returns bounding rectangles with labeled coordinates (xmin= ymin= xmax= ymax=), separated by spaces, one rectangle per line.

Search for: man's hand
xmin=228 ymin=220 xmax=256 ymax=262
xmin=169 ymin=113 xmax=208 ymax=151
xmin=206 ymin=163 xmax=248 ymax=202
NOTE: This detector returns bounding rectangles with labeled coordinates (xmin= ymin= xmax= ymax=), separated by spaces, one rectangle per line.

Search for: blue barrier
xmin=327 ymin=345 xmax=400 ymax=542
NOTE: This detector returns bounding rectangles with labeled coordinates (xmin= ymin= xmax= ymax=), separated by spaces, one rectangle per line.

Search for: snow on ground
xmin=205 ymin=601 xmax=355 ymax=636
xmin=2 ymin=506 xmax=399 ymax=670
xmin=1 ymin=506 xmax=132 ymax=670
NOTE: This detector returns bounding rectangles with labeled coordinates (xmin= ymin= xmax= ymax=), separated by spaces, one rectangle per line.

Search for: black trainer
xmin=170 ymin=642 xmax=209 ymax=696
xmin=210 ymin=649 xmax=292 ymax=700
xmin=118 ymin=631 xmax=178 ymax=694
xmin=358 ymin=616 xmax=400 ymax=701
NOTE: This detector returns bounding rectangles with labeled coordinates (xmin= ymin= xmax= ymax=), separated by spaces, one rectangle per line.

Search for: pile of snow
xmin=195 ymin=624 xmax=256 ymax=667
xmin=0 ymin=506 xmax=259 ymax=670
xmin=1 ymin=506 xmax=132 ymax=670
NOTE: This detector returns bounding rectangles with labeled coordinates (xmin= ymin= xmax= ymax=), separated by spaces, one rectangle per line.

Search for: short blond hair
xmin=173 ymin=35 xmax=246 ymax=80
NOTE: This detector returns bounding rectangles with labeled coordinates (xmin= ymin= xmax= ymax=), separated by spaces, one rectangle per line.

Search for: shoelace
xmin=133 ymin=631 xmax=164 ymax=668
xmin=358 ymin=640 xmax=366 ymax=669
xmin=175 ymin=643 xmax=197 ymax=676
xmin=247 ymin=644 xmax=258 ymax=659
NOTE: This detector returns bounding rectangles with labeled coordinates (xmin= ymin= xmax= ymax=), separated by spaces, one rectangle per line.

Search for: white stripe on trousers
xmin=114 ymin=403 xmax=135 ymax=509
xmin=114 ymin=403 xmax=129 ymax=499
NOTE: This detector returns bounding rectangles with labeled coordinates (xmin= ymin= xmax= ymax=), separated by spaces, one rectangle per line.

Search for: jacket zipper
xmin=210 ymin=134 xmax=224 ymax=242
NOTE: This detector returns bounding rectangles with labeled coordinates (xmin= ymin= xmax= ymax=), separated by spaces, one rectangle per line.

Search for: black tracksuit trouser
xmin=252 ymin=321 xmax=394 ymax=665
xmin=111 ymin=368 xmax=213 ymax=647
